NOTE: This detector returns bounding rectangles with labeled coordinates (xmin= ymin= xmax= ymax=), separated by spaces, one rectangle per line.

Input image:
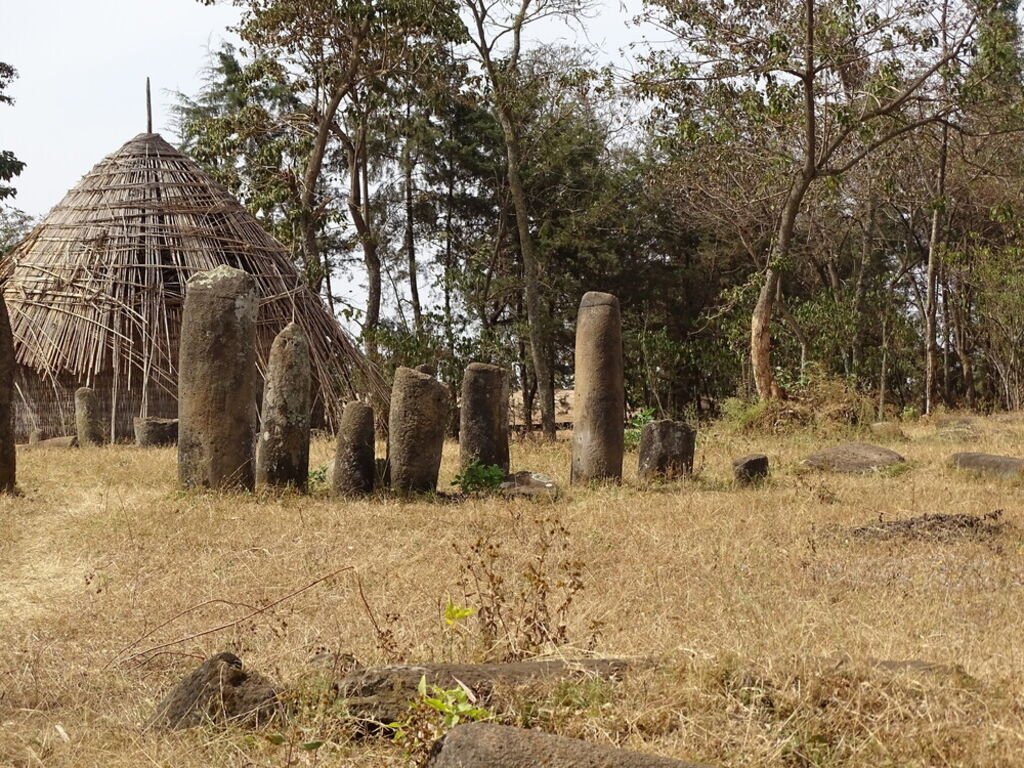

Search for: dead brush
xmin=850 ymin=510 xmax=1008 ymax=543
xmin=453 ymin=510 xmax=590 ymax=662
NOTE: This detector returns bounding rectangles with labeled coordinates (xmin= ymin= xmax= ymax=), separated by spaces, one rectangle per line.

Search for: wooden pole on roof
xmin=146 ymin=77 xmax=152 ymax=133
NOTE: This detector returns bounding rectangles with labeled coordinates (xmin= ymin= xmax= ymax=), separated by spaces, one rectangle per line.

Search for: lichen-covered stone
xmin=178 ymin=265 xmax=258 ymax=490
xmin=571 ymin=292 xmax=624 ymax=484
xmin=256 ymin=322 xmax=311 ymax=490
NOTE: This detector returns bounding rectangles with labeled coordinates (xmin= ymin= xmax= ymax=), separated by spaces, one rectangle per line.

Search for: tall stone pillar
xmin=332 ymin=401 xmax=375 ymax=495
xmin=0 ymin=294 xmax=14 ymax=492
xmin=256 ymin=322 xmax=311 ymax=490
xmin=459 ymin=363 xmax=510 ymax=472
xmin=75 ymin=387 xmax=105 ymax=446
xmin=388 ymin=366 xmax=449 ymax=493
xmin=178 ymin=265 xmax=258 ymax=490
xmin=570 ymin=292 xmax=624 ymax=484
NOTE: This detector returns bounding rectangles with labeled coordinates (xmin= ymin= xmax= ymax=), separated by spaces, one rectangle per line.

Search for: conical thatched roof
xmin=1 ymin=132 xmax=386 ymax=431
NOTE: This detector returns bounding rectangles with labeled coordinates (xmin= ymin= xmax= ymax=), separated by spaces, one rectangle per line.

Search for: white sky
xmin=1 ymin=0 xmax=653 ymax=218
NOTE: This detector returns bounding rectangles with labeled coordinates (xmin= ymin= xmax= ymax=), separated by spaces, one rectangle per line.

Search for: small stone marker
xmin=0 ymin=294 xmax=14 ymax=492
xmin=733 ymin=454 xmax=769 ymax=485
xmin=150 ymin=652 xmax=280 ymax=731
xmin=500 ymin=471 xmax=559 ymax=500
xmin=950 ymin=452 xmax=1024 ymax=478
xmin=178 ymin=265 xmax=259 ymax=490
xmin=388 ymin=366 xmax=450 ymax=493
xmin=571 ymin=291 xmax=624 ymax=484
xmin=426 ymin=722 xmax=708 ymax=768
xmin=638 ymin=420 xmax=695 ymax=480
xmin=256 ymin=322 xmax=311 ymax=491
xmin=459 ymin=362 xmax=510 ymax=472
xmin=134 ymin=417 xmax=178 ymax=447
xmin=332 ymin=401 xmax=375 ymax=495
xmin=869 ymin=421 xmax=906 ymax=441
xmin=803 ymin=442 xmax=905 ymax=473
xmin=28 ymin=428 xmax=41 ymax=445
xmin=75 ymin=386 xmax=105 ymax=446
xmin=21 ymin=435 xmax=78 ymax=450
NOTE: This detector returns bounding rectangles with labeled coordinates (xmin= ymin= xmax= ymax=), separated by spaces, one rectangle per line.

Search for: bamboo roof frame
xmin=1 ymin=132 xmax=387 ymax=427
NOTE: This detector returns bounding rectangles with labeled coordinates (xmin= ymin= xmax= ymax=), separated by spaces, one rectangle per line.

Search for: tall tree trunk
xmin=851 ymin=193 xmax=876 ymax=380
xmin=403 ymin=103 xmax=423 ymax=337
xmin=751 ymin=0 xmax=816 ymax=402
xmin=924 ymin=120 xmax=949 ymax=415
xmin=496 ymin=107 xmax=556 ymax=440
xmin=345 ymin=125 xmax=381 ymax=361
xmin=878 ymin=314 xmax=889 ymax=419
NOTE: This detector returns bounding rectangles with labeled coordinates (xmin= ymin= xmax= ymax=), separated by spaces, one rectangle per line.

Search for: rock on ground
xmin=150 ymin=652 xmax=280 ymax=730
xmin=950 ymin=452 xmax=1024 ymax=478
xmin=803 ymin=442 xmax=905 ymax=473
xmin=426 ymin=722 xmax=709 ymax=768
xmin=134 ymin=417 xmax=178 ymax=447
xmin=499 ymin=471 xmax=559 ymax=500
xmin=733 ymin=454 xmax=769 ymax=485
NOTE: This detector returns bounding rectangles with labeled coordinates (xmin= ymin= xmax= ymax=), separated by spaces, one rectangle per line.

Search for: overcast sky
xmin=2 ymin=0 xmax=653 ymax=218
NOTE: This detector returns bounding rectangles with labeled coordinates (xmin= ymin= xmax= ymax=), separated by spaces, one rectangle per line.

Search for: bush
xmin=451 ymin=460 xmax=506 ymax=494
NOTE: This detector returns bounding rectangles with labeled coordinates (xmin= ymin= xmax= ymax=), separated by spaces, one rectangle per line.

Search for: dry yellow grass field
xmin=3 ymin=415 xmax=1024 ymax=767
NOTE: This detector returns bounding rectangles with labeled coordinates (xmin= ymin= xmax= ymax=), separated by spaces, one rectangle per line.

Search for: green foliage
xmin=451 ymin=460 xmax=505 ymax=495
xmin=624 ymin=407 xmax=656 ymax=451
xmin=0 ymin=63 xmax=25 ymax=201
xmin=307 ymin=464 xmax=329 ymax=492
xmin=390 ymin=676 xmax=490 ymax=761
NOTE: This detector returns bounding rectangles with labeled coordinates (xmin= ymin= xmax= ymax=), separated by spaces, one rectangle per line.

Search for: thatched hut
xmin=1 ymin=132 xmax=386 ymax=441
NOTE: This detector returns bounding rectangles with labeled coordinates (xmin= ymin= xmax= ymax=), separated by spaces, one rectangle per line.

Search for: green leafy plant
xmin=451 ymin=460 xmax=505 ymax=494
xmin=390 ymin=676 xmax=491 ymax=761
xmin=624 ymin=407 xmax=656 ymax=450
xmin=307 ymin=463 xmax=329 ymax=491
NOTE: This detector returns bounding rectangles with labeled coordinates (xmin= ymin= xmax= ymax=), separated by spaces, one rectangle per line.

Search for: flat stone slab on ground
xmin=20 ymin=435 xmax=78 ymax=450
xmin=500 ymin=471 xmax=559 ymax=500
xmin=803 ymin=442 xmax=905 ymax=473
xmin=427 ymin=722 xmax=710 ymax=768
xmin=950 ymin=452 xmax=1024 ymax=478
xmin=869 ymin=421 xmax=907 ymax=441
xmin=150 ymin=652 xmax=280 ymax=730
xmin=337 ymin=659 xmax=630 ymax=724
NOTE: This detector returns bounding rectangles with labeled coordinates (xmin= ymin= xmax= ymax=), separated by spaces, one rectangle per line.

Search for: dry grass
xmin=3 ymin=414 xmax=1024 ymax=766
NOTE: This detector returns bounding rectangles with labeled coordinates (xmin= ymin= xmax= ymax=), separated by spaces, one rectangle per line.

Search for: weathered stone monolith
xmin=570 ymin=292 xmax=624 ymax=484
xmin=637 ymin=420 xmax=695 ymax=480
xmin=178 ymin=265 xmax=258 ymax=490
xmin=134 ymin=417 xmax=179 ymax=447
xmin=426 ymin=722 xmax=707 ymax=768
xmin=255 ymin=323 xmax=311 ymax=490
xmin=459 ymin=363 xmax=510 ymax=472
xmin=332 ymin=401 xmax=375 ymax=495
xmin=0 ymin=295 xmax=14 ymax=492
xmin=75 ymin=387 xmax=105 ymax=446
xmin=388 ymin=366 xmax=450 ymax=493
